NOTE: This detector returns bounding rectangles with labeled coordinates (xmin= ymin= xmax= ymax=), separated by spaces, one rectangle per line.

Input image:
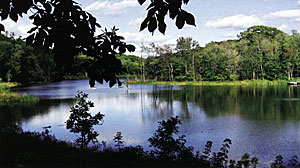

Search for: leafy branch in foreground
xmin=139 ymin=0 xmax=196 ymax=34
xmin=66 ymin=92 xmax=104 ymax=149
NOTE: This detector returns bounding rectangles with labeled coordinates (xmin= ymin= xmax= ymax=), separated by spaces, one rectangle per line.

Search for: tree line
xmin=0 ymin=33 xmax=87 ymax=83
xmin=2 ymin=25 xmax=300 ymax=84
xmin=122 ymin=25 xmax=300 ymax=82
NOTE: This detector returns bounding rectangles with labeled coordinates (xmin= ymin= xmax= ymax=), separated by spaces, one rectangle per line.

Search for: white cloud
xmin=205 ymin=14 xmax=265 ymax=29
xmin=2 ymin=19 xmax=32 ymax=37
xmin=163 ymin=38 xmax=177 ymax=45
xmin=297 ymin=0 xmax=300 ymax=5
xmin=120 ymin=32 xmax=173 ymax=44
xmin=84 ymin=0 xmax=138 ymax=16
xmin=266 ymin=10 xmax=300 ymax=19
xmin=278 ymin=24 xmax=290 ymax=32
xmin=223 ymin=32 xmax=238 ymax=39
xmin=119 ymin=31 xmax=177 ymax=56
xmin=129 ymin=17 xmax=144 ymax=26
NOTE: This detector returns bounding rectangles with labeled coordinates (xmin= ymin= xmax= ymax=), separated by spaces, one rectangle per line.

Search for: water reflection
xmin=146 ymin=85 xmax=300 ymax=121
xmin=1 ymin=80 xmax=300 ymax=164
xmin=0 ymin=99 xmax=74 ymax=125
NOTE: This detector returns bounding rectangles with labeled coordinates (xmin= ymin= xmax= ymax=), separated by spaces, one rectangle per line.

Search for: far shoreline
xmin=125 ymin=79 xmax=289 ymax=86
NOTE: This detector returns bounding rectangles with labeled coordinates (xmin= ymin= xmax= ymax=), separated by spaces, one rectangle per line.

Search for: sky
xmin=2 ymin=0 xmax=300 ymax=56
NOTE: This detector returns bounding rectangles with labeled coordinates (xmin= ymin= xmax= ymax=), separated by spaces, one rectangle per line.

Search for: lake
xmin=1 ymin=79 xmax=300 ymax=166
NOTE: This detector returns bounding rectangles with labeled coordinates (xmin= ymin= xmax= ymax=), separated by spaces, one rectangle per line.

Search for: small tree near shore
xmin=66 ymin=92 xmax=104 ymax=149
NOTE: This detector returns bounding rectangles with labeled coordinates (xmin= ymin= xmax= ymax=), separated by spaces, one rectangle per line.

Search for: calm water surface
xmin=2 ymin=79 xmax=300 ymax=166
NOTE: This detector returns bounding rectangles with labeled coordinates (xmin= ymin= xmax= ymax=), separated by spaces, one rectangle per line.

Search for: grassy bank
xmin=63 ymin=75 xmax=89 ymax=80
xmin=0 ymin=82 xmax=39 ymax=104
xmin=126 ymin=80 xmax=288 ymax=86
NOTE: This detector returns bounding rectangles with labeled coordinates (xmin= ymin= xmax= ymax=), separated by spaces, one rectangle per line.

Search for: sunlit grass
xmin=126 ymin=80 xmax=288 ymax=86
xmin=0 ymin=82 xmax=39 ymax=105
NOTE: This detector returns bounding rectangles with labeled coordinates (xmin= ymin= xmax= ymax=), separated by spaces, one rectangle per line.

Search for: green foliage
xmin=0 ymin=34 xmax=54 ymax=83
xmin=134 ymin=26 xmax=300 ymax=82
xmin=0 ymin=33 xmax=93 ymax=83
xmin=0 ymin=82 xmax=39 ymax=105
xmin=117 ymin=54 xmax=143 ymax=80
xmin=66 ymin=92 xmax=104 ymax=149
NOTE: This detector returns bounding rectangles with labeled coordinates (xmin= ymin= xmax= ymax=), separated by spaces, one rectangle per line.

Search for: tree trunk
xmin=169 ymin=63 xmax=174 ymax=82
xmin=192 ymin=53 xmax=195 ymax=81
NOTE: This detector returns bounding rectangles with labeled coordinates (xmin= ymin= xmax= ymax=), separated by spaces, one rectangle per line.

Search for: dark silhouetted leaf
xmin=169 ymin=9 xmax=177 ymax=20
xmin=1 ymin=8 xmax=10 ymax=20
xmin=147 ymin=7 xmax=157 ymax=18
xmin=158 ymin=20 xmax=166 ymax=34
xmin=44 ymin=3 xmax=52 ymax=13
xmin=29 ymin=14 xmax=35 ymax=20
xmin=138 ymin=0 xmax=146 ymax=5
xmin=9 ymin=11 xmax=18 ymax=22
xmin=184 ymin=11 xmax=196 ymax=26
xmin=118 ymin=80 xmax=122 ymax=86
xmin=95 ymin=77 xmax=103 ymax=84
xmin=146 ymin=3 xmax=155 ymax=10
xmin=183 ymin=0 xmax=189 ymax=4
xmin=33 ymin=15 xmax=42 ymax=25
xmin=27 ymin=27 xmax=37 ymax=34
xmin=126 ymin=44 xmax=135 ymax=52
xmin=119 ymin=45 xmax=126 ymax=53
xmin=140 ymin=18 xmax=149 ymax=31
xmin=109 ymin=79 xmax=116 ymax=88
xmin=148 ymin=17 xmax=157 ymax=33
xmin=89 ymin=79 xmax=95 ymax=87
xmin=26 ymin=34 xmax=35 ymax=45
xmin=0 ymin=24 xmax=4 ymax=32
xmin=175 ymin=12 xmax=185 ymax=29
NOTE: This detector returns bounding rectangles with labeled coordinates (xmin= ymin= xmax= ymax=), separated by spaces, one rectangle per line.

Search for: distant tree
xmin=175 ymin=37 xmax=198 ymax=80
xmin=238 ymin=25 xmax=284 ymax=42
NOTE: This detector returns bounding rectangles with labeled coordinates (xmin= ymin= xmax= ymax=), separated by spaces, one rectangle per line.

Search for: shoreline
xmin=125 ymin=79 xmax=288 ymax=86
xmin=0 ymin=82 xmax=39 ymax=104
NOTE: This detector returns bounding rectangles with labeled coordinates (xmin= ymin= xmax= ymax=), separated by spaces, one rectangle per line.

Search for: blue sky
xmin=3 ymin=0 xmax=300 ymax=55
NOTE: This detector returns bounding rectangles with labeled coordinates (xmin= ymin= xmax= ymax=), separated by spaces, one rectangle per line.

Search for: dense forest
xmin=0 ymin=32 xmax=87 ymax=83
xmin=121 ymin=25 xmax=300 ymax=82
xmin=1 ymin=25 xmax=300 ymax=84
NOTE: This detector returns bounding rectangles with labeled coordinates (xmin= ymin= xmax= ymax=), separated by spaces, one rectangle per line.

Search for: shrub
xmin=66 ymin=92 xmax=104 ymax=149
xmin=148 ymin=116 xmax=194 ymax=161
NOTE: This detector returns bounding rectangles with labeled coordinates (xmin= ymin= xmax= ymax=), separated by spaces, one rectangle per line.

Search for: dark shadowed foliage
xmin=113 ymin=131 xmax=124 ymax=150
xmin=0 ymin=117 xmax=299 ymax=168
xmin=148 ymin=116 xmax=194 ymax=162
